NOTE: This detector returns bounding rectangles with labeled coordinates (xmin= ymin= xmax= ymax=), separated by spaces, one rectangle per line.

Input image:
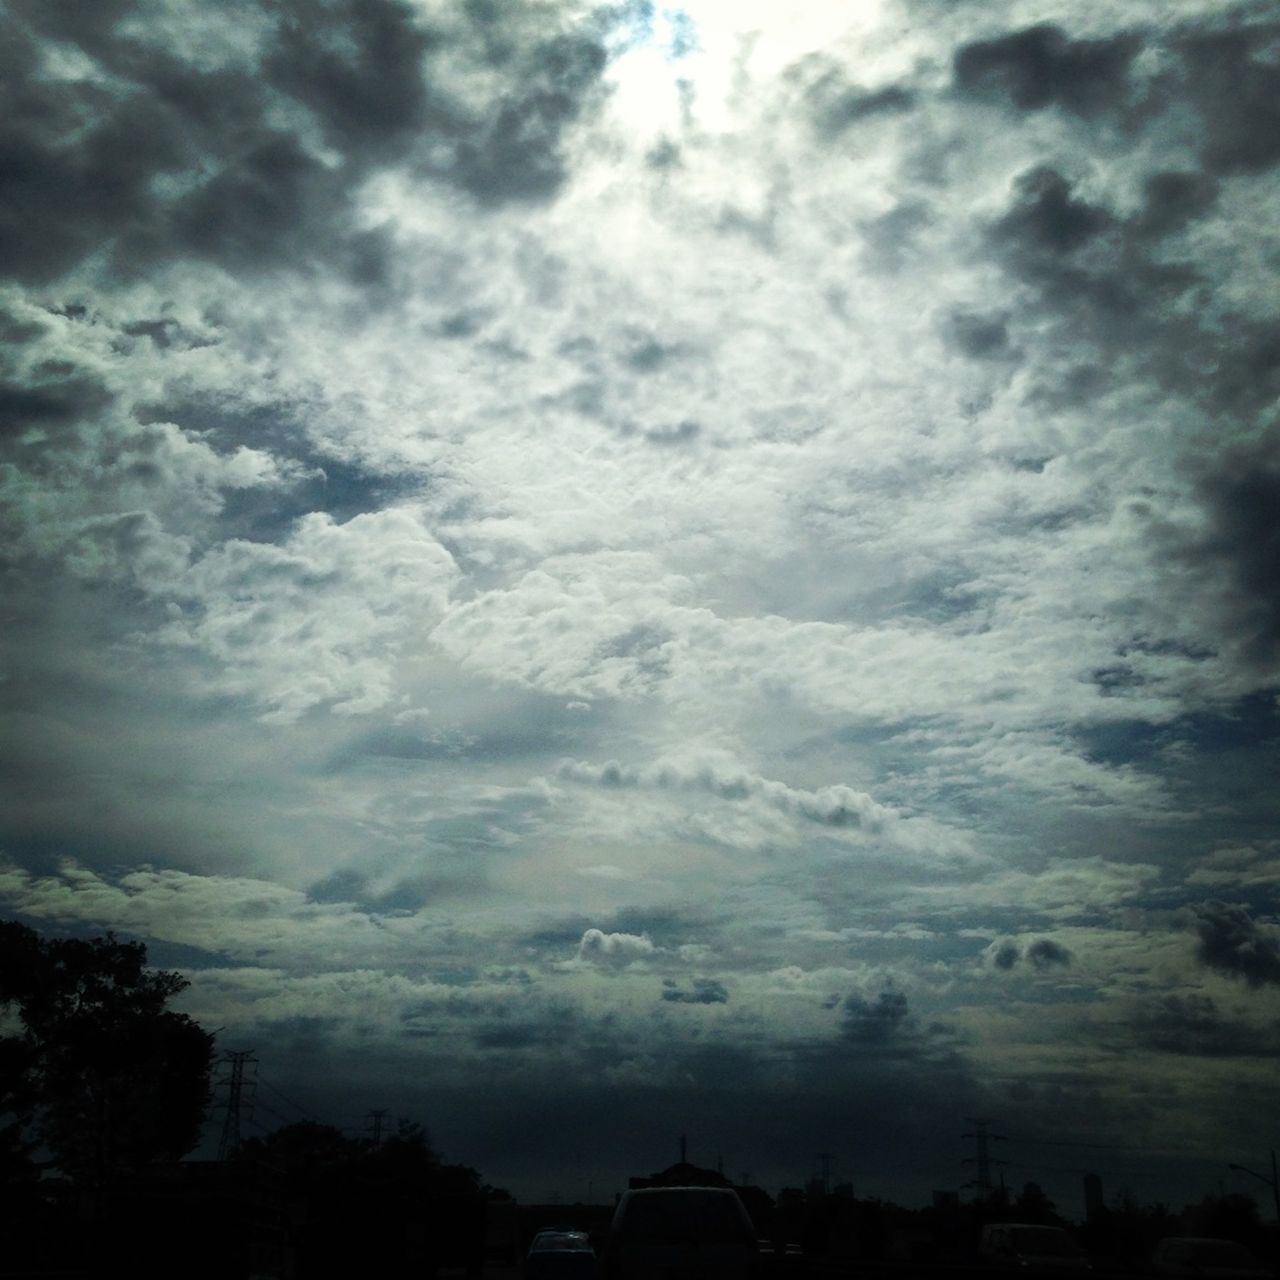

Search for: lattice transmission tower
xmin=214 ymin=1050 xmax=257 ymax=1160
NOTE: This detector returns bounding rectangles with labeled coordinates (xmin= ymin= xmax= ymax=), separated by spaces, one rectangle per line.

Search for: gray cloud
xmin=940 ymin=309 xmax=1014 ymax=361
xmin=558 ymin=757 xmax=894 ymax=833
xmin=1193 ymin=901 xmax=1280 ymax=987
xmin=4 ymin=0 xmax=1280 ymax=1209
xmin=813 ymin=80 xmax=917 ymax=136
xmin=0 ymin=0 xmax=611 ymax=286
xmin=0 ymin=368 xmax=115 ymax=441
xmin=991 ymin=166 xmax=1115 ymax=260
xmin=1127 ymin=993 xmax=1280 ymax=1058
xmin=1132 ymin=169 xmax=1221 ymax=241
xmin=953 ymin=23 xmax=1140 ymax=117
xmin=1180 ymin=443 xmax=1280 ymax=664
xmin=988 ymin=938 xmax=1074 ymax=970
xmin=839 ymin=990 xmax=911 ymax=1045
xmin=1176 ymin=22 xmax=1280 ymax=176
xmin=661 ymin=977 xmax=729 ymax=1005
xmin=1026 ymin=939 xmax=1074 ymax=969
xmin=446 ymin=31 xmax=608 ymax=205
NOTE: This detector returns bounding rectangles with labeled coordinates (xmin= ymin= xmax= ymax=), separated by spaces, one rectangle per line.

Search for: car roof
xmin=531 ymin=1231 xmax=591 ymax=1248
xmin=620 ymin=1186 xmax=741 ymax=1197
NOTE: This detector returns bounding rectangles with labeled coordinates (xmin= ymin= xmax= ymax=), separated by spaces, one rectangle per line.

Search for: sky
xmin=2 ymin=0 xmax=1279 ymax=1212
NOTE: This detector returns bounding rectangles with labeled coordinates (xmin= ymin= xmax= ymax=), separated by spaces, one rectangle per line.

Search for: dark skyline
xmin=2 ymin=0 xmax=1278 ymax=1216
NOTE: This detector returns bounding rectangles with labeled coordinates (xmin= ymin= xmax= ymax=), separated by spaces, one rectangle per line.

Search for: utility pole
xmin=366 ymin=1108 xmax=388 ymax=1146
xmin=962 ymin=1117 xmax=1006 ymax=1199
xmin=1227 ymin=1150 xmax=1280 ymax=1224
xmin=215 ymin=1050 xmax=256 ymax=1161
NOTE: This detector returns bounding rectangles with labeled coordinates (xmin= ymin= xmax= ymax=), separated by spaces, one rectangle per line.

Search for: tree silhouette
xmin=0 ymin=921 xmax=215 ymax=1186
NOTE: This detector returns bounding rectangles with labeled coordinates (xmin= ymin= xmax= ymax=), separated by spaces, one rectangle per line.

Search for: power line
xmin=257 ymin=1076 xmax=316 ymax=1121
xmin=1003 ymin=1134 xmax=1205 ymax=1155
xmin=253 ymin=1100 xmax=296 ymax=1129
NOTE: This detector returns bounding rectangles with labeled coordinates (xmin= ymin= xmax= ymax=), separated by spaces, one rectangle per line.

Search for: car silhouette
xmin=1151 ymin=1237 xmax=1271 ymax=1280
xmin=601 ymin=1187 xmax=760 ymax=1280
xmin=979 ymin=1223 xmax=1091 ymax=1272
xmin=524 ymin=1230 xmax=598 ymax=1280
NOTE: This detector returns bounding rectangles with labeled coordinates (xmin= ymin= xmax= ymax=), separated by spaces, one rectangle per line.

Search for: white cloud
xmin=574 ymin=927 xmax=659 ymax=969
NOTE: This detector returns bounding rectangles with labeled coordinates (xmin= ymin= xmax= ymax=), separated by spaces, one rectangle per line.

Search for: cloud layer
xmin=2 ymin=0 xmax=1278 ymax=1208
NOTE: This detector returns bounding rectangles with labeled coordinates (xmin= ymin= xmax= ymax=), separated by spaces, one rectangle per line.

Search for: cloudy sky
xmin=3 ymin=0 xmax=1279 ymax=1209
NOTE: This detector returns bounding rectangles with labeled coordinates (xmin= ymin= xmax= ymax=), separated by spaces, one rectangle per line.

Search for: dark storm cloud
xmin=0 ymin=304 xmax=48 ymax=346
xmin=964 ymin=19 xmax=1280 ymax=685
xmin=447 ymin=32 xmax=608 ymax=205
xmin=266 ymin=0 xmax=439 ymax=156
xmin=0 ymin=0 xmax=612 ymax=286
xmin=1176 ymin=23 xmax=1280 ymax=176
xmin=838 ymin=990 xmax=916 ymax=1049
xmin=988 ymin=939 xmax=1073 ymax=970
xmin=940 ymin=309 xmax=1014 ymax=361
xmin=472 ymin=1005 xmax=577 ymax=1051
xmin=1192 ymin=900 xmax=1280 ymax=987
xmin=385 ymin=998 xmax=987 ymax=1199
xmin=1175 ymin=444 xmax=1280 ymax=665
xmin=991 ymin=167 xmax=1114 ymax=258
xmin=815 ymin=83 xmax=916 ymax=136
xmin=608 ymin=905 xmax=704 ymax=948
xmin=0 ymin=3 xmax=381 ymax=282
xmin=258 ymin=1014 xmax=342 ymax=1058
xmin=973 ymin=15 xmax=1279 ymax=416
xmin=1026 ymin=939 xmax=1073 ymax=969
xmin=661 ymin=977 xmax=729 ymax=1005
xmin=1131 ymin=170 xmax=1221 ymax=241
xmin=1127 ymin=994 xmax=1280 ymax=1058
xmin=0 ymin=370 xmax=115 ymax=441
xmin=952 ymin=24 xmax=1140 ymax=117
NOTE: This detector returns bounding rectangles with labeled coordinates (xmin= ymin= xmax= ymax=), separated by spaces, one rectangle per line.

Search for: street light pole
xmin=1226 ymin=1150 xmax=1280 ymax=1224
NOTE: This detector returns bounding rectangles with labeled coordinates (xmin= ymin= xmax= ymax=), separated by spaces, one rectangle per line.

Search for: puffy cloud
xmin=559 ymin=755 xmax=894 ymax=834
xmin=0 ymin=0 xmax=615 ymax=286
xmin=1027 ymin=939 xmax=1074 ymax=969
xmin=1186 ymin=843 xmax=1280 ymax=890
xmin=160 ymin=508 xmax=459 ymax=719
xmin=575 ymin=928 xmax=657 ymax=970
xmin=990 ymin=938 xmax=1075 ymax=970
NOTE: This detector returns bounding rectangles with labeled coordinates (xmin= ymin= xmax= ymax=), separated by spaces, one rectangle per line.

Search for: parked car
xmin=525 ymin=1230 xmax=598 ymax=1280
xmin=1151 ymin=1237 xmax=1271 ymax=1279
xmin=979 ymin=1223 xmax=1091 ymax=1272
xmin=601 ymin=1187 xmax=761 ymax=1280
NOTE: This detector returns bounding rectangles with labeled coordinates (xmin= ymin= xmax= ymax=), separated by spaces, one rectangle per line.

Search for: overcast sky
xmin=3 ymin=0 xmax=1279 ymax=1210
